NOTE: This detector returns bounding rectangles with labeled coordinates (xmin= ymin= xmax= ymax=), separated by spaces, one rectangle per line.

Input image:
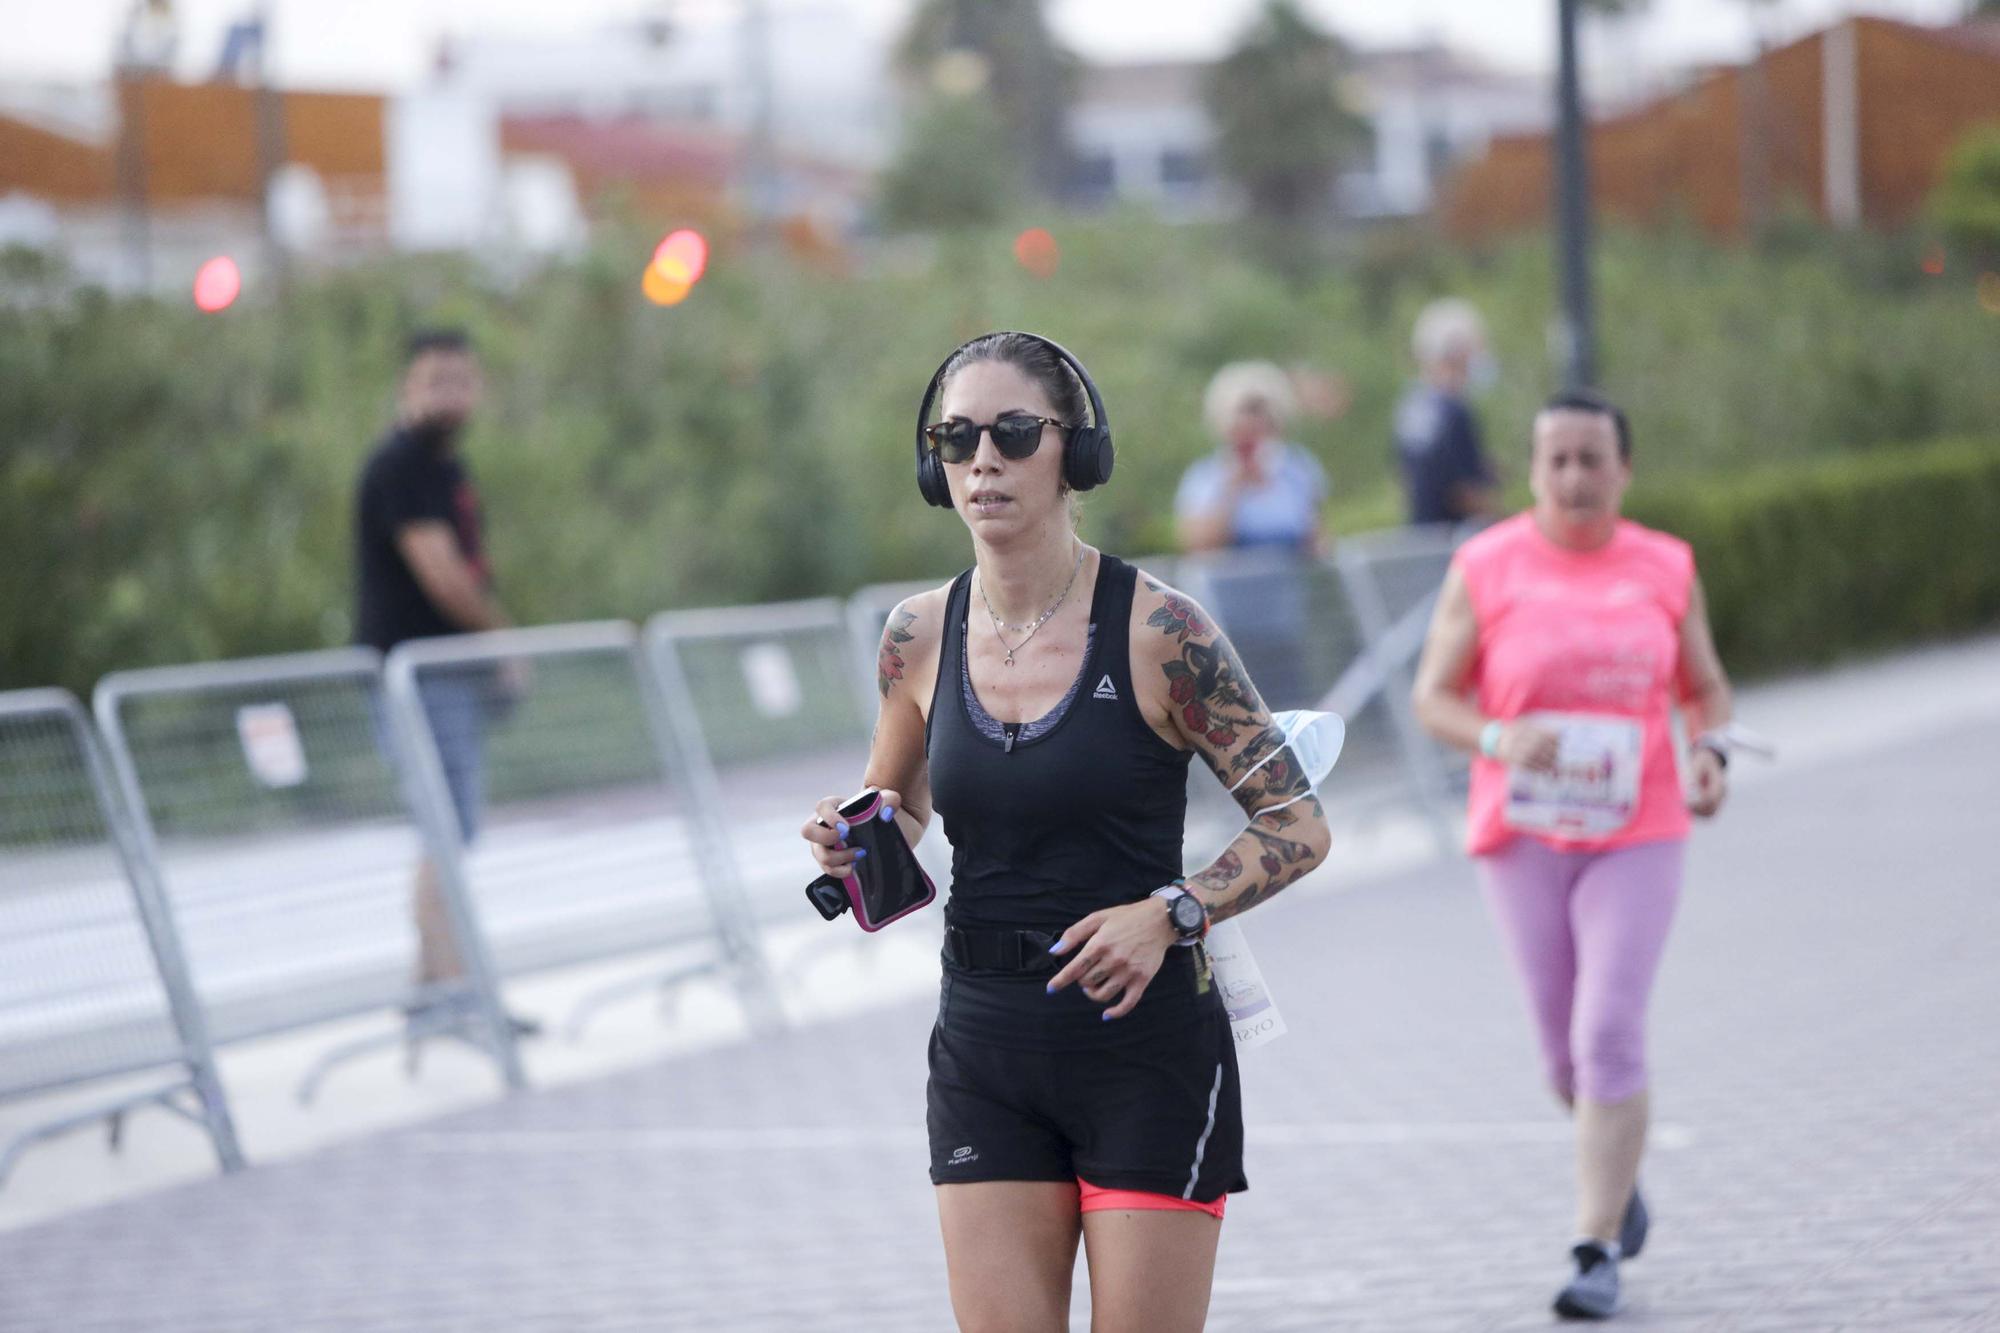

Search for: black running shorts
xmin=925 ymin=1001 xmax=1246 ymax=1203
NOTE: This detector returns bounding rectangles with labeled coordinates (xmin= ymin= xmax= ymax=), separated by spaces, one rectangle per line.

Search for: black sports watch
xmin=1150 ymin=885 xmax=1208 ymax=945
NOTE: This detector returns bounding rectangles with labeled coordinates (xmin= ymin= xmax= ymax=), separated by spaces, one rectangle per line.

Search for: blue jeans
xmin=375 ymin=677 xmax=487 ymax=843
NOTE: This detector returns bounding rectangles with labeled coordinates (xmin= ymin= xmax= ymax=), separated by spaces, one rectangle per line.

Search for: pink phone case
xmin=838 ymin=791 xmax=937 ymax=931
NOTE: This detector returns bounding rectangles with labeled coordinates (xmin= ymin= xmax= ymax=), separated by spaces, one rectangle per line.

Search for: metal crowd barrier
xmin=0 ymin=523 xmax=1471 ymax=1175
xmin=93 ymin=650 xmax=517 ymax=1103
xmin=0 ymin=688 xmax=242 ymax=1184
xmin=645 ymin=600 xmax=874 ymax=917
xmin=385 ymin=622 xmax=781 ymax=1042
xmin=1339 ymin=523 xmax=1468 ymax=629
xmin=652 ymin=596 xmax=955 ymax=985
xmin=1329 ymin=524 xmax=1472 ymax=842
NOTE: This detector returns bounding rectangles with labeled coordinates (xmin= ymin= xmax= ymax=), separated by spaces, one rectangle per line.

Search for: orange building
xmin=0 ymin=107 xmax=115 ymax=202
xmin=1441 ymin=17 xmax=2000 ymax=241
xmin=0 ymin=77 xmax=854 ymax=267
xmin=0 ymin=77 xmax=385 ymax=210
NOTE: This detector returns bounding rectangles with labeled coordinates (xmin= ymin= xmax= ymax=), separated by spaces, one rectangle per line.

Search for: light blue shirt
xmin=1174 ymin=442 xmax=1328 ymax=549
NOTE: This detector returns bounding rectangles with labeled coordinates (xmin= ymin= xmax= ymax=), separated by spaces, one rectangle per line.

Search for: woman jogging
xmin=1411 ymin=389 xmax=1736 ymax=1321
xmin=801 ymin=332 xmax=1331 ymax=1332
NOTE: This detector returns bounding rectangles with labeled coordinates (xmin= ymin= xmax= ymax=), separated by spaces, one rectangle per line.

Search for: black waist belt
xmin=942 ymin=926 xmax=1061 ymax=974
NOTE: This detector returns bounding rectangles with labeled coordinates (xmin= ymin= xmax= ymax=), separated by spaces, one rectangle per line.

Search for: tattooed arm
xmin=803 ymin=590 xmax=941 ymax=875
xmin=1046 ymin=575 xmax=1334 ymax=1017
xmin=865 ymin=593 xmax=940 ymax=842
xmin=1136 ymin=576 xmax=1333 ymax=925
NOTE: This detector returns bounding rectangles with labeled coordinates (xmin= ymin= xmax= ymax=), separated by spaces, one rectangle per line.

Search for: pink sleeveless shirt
xmin=1453 ymin=513 xmax=1695 ymax=856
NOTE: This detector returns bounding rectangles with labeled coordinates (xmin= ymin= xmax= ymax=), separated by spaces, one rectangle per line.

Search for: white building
xmin=1063 ymin=44 xmax=1550 ymax=222
xmin=1065 ymin=62 xmax=1231 ymax=218
xmin=1339 ymin=44 xmax=1550 ymax=218
xmin=434 ymin=6 xmax=896 ymax=174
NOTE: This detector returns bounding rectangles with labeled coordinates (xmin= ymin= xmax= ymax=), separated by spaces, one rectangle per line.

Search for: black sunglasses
xmin=922 ymin=413 xmax=1069 ymax=464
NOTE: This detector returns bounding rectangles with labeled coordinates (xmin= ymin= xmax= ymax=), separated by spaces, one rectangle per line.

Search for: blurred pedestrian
xmin=1410 ymin=390 xmax=1736 ymax=1320
xmin=803 ymin=332 xmax=1331 ymax=1332
xmin=1394 ymin=298 xmax=1501 ymax=526
xmin=1175 ymin=362 xmax=1329 ymax=706
xmin=353 ymin=329 xmax=534 ymax=1036
xmin=1176 ymin=361 xmax=1327 ymax=556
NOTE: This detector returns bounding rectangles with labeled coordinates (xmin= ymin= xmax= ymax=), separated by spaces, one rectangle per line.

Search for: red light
xmin=193 ymin=256 xmax=241 ymax=312
xmin=1013 ymin=227 xmax=1059 ymax=279
xmin=1921 ymin=244 xmax=1946 ymax=277
xmin=653 ymin=229 xmax=709 ymax=285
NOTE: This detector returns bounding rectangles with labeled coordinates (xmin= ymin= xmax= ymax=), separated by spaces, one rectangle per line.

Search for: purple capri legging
xmin=1474 ymin=837 xmax=1685 ymax=1104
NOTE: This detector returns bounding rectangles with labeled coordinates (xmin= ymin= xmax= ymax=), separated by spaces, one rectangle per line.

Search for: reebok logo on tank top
xmin=1093 ymin=675 xmax=1118 ymax=701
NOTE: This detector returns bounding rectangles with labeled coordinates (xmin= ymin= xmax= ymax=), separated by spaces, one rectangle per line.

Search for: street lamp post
xmin=1553 ymin=0 xmax=1597 ymax=389
xmin=741 ymin=0 xmax=778 ymax=241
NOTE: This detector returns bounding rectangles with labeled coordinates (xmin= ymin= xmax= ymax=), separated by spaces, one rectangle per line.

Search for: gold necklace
xmin=975 ymin=543 xmax=1084 ymax=667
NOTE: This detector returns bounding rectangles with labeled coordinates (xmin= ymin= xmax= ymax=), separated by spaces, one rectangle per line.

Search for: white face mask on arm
xmin=1225 ymin=710 xmax=1346 ymax=814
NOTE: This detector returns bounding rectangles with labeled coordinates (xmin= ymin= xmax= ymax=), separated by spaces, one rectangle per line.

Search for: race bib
xmin=1205 ymin=920 xmax=1286 ymax=1052
xmin=1502 ymin=711 xmax=1643 ymax=838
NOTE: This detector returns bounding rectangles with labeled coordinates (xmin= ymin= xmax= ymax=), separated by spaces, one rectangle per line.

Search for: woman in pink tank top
xmin=1412 ymin=390 xmax=1737 ymax=1321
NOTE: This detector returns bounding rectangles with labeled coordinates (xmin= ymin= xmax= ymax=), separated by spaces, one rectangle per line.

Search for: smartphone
xmin=805 ymin=787 xmax=936 ymax=931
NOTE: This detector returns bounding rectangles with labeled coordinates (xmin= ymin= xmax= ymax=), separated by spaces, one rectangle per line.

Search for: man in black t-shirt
xmin=354 ymin=330 xmax=519 ymax=1007
xmin=1393 ymin=298 xmax=1501 ymax=527
xmin=356 ymin=330 xmax=504 ymax=656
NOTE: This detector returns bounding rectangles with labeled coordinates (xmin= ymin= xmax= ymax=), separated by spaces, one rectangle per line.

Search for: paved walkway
xmin=3 ymin=642 xmax=1999 ymax=1330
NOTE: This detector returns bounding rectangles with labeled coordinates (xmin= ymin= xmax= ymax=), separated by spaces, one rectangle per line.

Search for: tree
xmin=876 ymin=89 xmax=1025 ymax=232
xmin=1202 ymin=0 xmax=1370 ymax=226
xmin=895 ymin=0 xmax=1076 ymax=198
xmin=1735 ymin=0 xmax=1785 ymax=234
xmin=1931 ymin=124 xmax=2000 ymax=260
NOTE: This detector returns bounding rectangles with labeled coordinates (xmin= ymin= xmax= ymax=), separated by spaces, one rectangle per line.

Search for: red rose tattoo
xmin=1145 ymin=592 xmax=1212 ymax=644
xmin=877 ymin=609 xmax=916 ymax=698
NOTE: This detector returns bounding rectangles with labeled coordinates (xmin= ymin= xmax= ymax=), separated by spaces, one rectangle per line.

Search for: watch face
xmin=1171 ymin=895 xmax=1205 ymax=934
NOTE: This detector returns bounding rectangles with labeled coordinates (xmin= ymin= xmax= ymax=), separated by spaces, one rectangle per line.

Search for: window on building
xmin=1423 ymin=128 xmax=1456 ymax=190
xmin=1069 ymin=150 xmax=1116 ymax=200
xmin=1160 ymin=148 xmax=1207 ymax=189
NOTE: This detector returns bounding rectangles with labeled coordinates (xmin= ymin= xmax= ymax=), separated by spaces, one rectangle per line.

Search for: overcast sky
xmin=0 ymin=0 xmax=1976 ymax=90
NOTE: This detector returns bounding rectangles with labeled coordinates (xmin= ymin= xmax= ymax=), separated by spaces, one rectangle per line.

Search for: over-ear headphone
xmin=914 ymin=332 xmax=1114 ymax=509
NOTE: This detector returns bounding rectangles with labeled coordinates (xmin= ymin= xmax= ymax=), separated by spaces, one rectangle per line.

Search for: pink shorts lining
xmin=1078 ymin=1178 xmax=1225 ymax=1219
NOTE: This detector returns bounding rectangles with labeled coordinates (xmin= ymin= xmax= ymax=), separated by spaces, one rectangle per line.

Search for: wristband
xmin=1478 ymin=720 xmax=1504 ymax=759
xmin=1694 ymin=735 xmax=1730 ymax=769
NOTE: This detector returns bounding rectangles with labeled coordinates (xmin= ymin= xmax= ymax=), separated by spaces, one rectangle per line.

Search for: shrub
xmin=1626 ymin=437 xmax=2000 ymax=677
xmin=1930 ymin=124 xmax=2000 ymax=261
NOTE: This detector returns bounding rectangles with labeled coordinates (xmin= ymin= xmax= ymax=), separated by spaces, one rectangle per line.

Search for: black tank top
xmin=927 ymin=555 xmax=1211 ymax=1046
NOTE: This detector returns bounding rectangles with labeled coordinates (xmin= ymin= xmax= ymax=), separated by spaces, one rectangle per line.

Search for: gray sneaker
xmin=1554 ymin=1241 xmax=1622 ymax=1320
xmin=1619 ymin=1185 xmax=1649 ymax=1260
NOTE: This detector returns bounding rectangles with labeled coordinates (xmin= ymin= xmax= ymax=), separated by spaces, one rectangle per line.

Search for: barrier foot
xmin=730 ymin=952 xmax=789 ymax=1038
xmin=295 ymin=989 xmax=505 ymax=1106
xmin=0 ymin=1081 xmax=199 ymax=1189
xmin=562 ymin=952 xmax=728 ymax=1044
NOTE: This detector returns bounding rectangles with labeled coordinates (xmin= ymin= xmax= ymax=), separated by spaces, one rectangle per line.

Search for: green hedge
xmin=1626 ymin=437 xmax=2000 ymax=678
